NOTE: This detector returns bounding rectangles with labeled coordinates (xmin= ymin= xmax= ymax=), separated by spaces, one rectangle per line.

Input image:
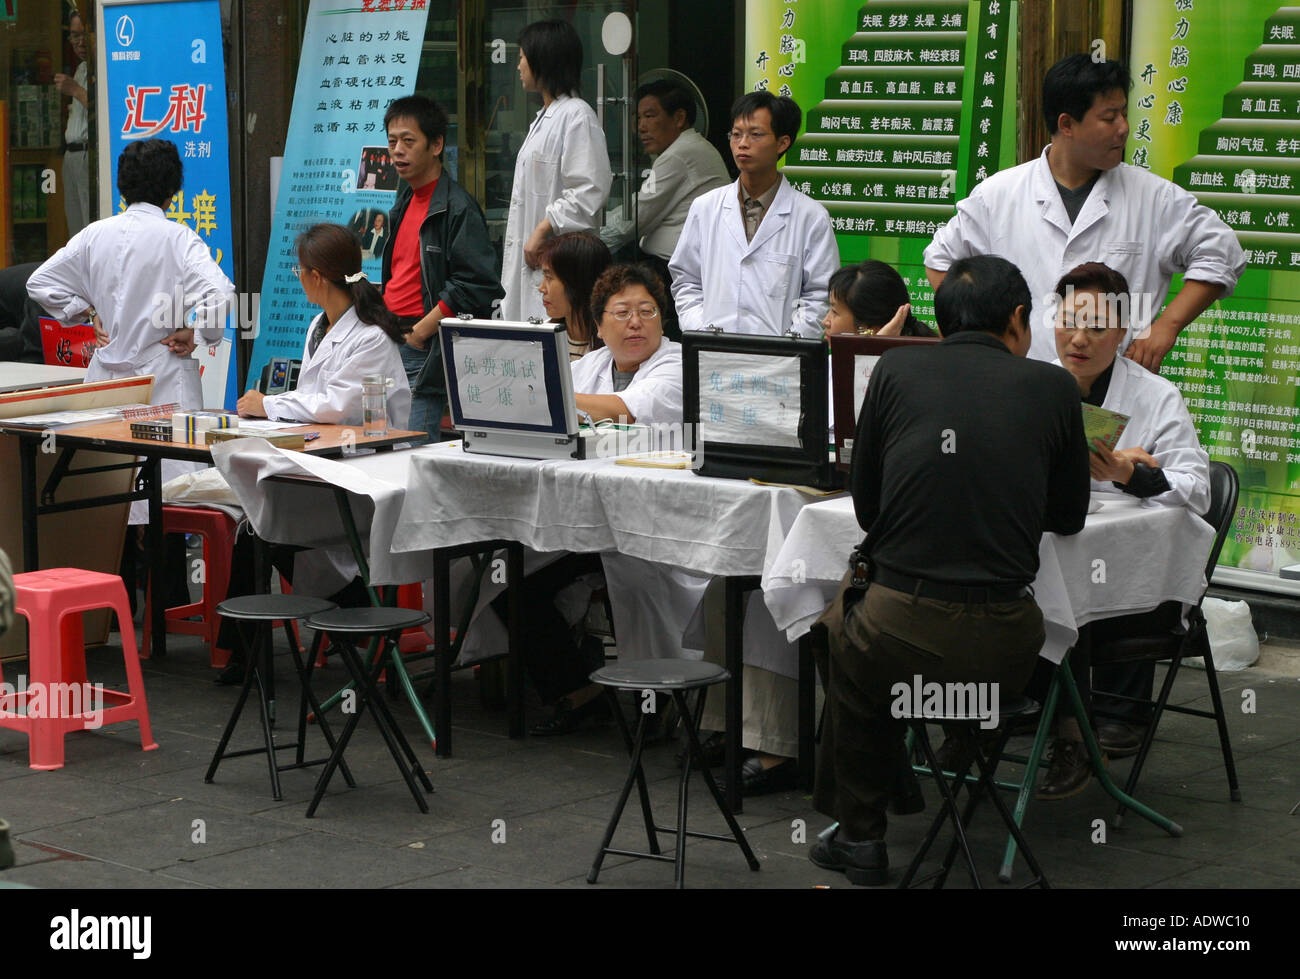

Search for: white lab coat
xmin=1056 ymin=354 xmax=1211 ymax=514
xmin=262 ymin=308 xmax=411 ymax=428
xmin=27 ymin=202 xmax=234 ymax=408
xmin=570 ymin=338 xmax=682 ymax=425
xmin=602 ymin=129 xmax=731 ymax=260
xmin=669 ymin=176 xmax=839 ymax=338
xmin=501 ymin=94 xmax=612 ymax=321
xmin=28 ymin=201 xmax=235 ymax=522
xmin=924 ymin=146 xmax=1246 ymax=362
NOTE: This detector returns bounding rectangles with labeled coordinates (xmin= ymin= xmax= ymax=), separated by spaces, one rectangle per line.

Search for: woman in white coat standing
xmin=500 ymin=19 xmax=612 ymax=322
xmin=237 ymin=223 xmax=411 ymax=428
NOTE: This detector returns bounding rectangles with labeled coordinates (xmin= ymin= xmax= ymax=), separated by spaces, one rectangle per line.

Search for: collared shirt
xmin=601 ymin=129 xmax=731 ymax=260
xmin=924 ymin=145 xmax=1246 ymax=361
xmin=65 ymin=62 xmax=88 ymax=144
xmin=569 ymin=338 xmax=683 ymax=425
xmin=852 ymin=331 xmax=1090 ymax=587
xmin=738 ymin=174 xmax=782 ymax=243
xmin=27 ymin=202 xmax=234 ymax=377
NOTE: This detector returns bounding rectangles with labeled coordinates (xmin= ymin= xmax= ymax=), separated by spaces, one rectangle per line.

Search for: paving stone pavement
xmin=0 ymin=632 xmax=1296 ymax=890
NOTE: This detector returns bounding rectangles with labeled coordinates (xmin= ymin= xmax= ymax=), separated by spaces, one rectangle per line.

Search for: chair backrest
xmin=1201 ymin=461 xmax=1240 ymax=580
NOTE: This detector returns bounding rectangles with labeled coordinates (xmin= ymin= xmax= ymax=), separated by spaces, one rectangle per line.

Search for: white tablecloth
xmin=212 ymin=438 xmax=837 ymax=669
xmin=762 ymin=493 xmax=1216 ymax=665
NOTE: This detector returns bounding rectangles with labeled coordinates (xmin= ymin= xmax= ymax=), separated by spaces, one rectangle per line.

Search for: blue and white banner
xmin=97 ymin=0 xmax=237 ymax=408
xmin=247 ymin=0 xmax=431 ymax=378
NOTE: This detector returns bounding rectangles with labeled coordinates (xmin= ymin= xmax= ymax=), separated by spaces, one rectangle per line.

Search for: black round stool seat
xmin=217 ymin=594 xmax=337 ymax=621
xmin=591 ymin=659 xmax=728 ymax=692
xmin=306 ymin=606 xmax=430 ymax=634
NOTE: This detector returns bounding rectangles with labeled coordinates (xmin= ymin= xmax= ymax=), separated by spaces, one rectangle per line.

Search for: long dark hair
xmin=829 ymin=260 xmax=935 ymax=337
xmin=538 ymin=231 xmax=611 ymax=349
xmin=295 ymin=223 xmax=409 ymax=344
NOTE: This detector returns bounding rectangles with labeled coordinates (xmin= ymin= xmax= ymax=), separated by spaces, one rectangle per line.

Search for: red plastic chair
xmin=1 ymin=569 xmax=158 ymax=770
xmin=142 ymin=506 xmax=237 ymax=668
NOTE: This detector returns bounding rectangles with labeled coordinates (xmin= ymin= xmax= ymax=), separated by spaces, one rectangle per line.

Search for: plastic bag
xmin=1187 ymin=597 xmax=1259 ymax=672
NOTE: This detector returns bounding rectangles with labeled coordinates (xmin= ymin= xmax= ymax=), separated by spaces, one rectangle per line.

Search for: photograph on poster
xmin=355 ymin=146 xmax=398 ymax=190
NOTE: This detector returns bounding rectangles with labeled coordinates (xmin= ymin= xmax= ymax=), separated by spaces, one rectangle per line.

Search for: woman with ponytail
xmin=238 ymin=222 xmax=412 ymax=426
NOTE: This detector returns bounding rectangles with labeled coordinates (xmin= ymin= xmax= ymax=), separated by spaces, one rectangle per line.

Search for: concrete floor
xmin=0 ymin=632 xmax=1296 ymax=890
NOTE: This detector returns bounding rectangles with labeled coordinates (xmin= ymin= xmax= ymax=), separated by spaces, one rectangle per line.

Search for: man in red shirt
xmin=381 ymin=96 xmax=501 ymax=436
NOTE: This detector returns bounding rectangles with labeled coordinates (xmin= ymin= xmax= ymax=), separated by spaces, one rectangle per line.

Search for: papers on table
xmin=232 ymin=419 xmax=306 ymax=432
xmin=0 ymin=406 xmax=129 ymax=428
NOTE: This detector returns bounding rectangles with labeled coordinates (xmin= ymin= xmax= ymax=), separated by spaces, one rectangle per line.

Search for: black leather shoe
xmin=215 ymin=663 xmax=246 ymax=686
xmin=530 ymin=694 xmax=611 ymax=736
xmin=675 ymin=731 xmax=726 ymax=770
xmin=1037 ymin=738 xmax=1094 ymax=800
xmin=723 ymin=755 xmax=798 ymax=797
xmin=809 ymin=831 xmax=889 ymax=886
xmin=1097 ymin=721 xmax=1144 ymax=758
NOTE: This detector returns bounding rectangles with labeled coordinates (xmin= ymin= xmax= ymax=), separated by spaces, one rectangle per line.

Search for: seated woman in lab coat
xmin=508 ymin=264 xmax=685 ymax=734
xmin=236 ymin=222 xmax=411 ymax=427
xmin=1031 ymin=260 xmax=1211 ymax=799
xmin=537 ymin=231 xmax=610 ymax=360
xmin=216 ymin=223 xmax=412 ymax=683
xmin=570 ymin=262 xmax=682 ymax=425
xmin=821 ymin=260 xmax=936 ymax=339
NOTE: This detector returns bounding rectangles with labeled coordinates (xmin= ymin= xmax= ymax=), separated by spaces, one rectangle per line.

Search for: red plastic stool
xmin=1 ymin=569 xmax=158 ymax=770
xmin=142 ymin=506 xmax=237 ymax=668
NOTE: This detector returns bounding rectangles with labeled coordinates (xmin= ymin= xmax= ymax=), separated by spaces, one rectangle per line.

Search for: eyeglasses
xmin=727 ymin=129 xmax=773 ymax=143
xmin=605 ymin=305 xmax=660 ymax=322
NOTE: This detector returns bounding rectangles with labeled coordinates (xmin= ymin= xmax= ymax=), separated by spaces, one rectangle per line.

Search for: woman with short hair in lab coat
xmin=1031 ymin=260 xmax=1211 ymax=800
xmin=237 ymin=222 xmax=411 ymax=427
xmin=500 ymin=19 xmax=612 ymax=321
xmin=536 ymin=231 xmax=611 ymax=360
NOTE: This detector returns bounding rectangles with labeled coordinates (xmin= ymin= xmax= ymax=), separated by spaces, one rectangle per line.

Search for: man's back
xmin=852 ymin=331 xmax=1090 ymax=587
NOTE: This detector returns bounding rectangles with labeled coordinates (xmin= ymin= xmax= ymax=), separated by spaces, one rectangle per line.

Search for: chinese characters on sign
xmin=450 ymin=335 xmax=552 ymax=427
xmin=697 ymin=351 xmax=804 ymax=448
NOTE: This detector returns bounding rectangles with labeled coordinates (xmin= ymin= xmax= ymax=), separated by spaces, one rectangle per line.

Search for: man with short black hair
xmin=29 ymin=139 xmax=233 ymax=411
xmin=602 ymin=79 xmax=729 ymax=337
xmin=924 ymin=54 xmax=1244 ymax=372
xmin=811 ymin=255 xmax=1090 ymax=885
xmin=669 ymin=91 xmax=838 ymax=337
xmin=381 ymin=94 xmax=501 ymax=437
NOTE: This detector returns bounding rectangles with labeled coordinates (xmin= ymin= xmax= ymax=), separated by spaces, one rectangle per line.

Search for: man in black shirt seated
xmin=811 ymin=255 xmax=1091 ymax=885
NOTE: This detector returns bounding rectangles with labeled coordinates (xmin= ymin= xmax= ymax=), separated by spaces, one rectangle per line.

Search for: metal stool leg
xmin=346 ymin=635 xmax=432 ymax=806
xmin=291 ymin=629 xmax=356 ymax=789
xmin=971 ymin=745 xmax=1049 ymax=889
xmin=606 ymin=689 xmax=660 ymax=855
xmin=205 ymin=620 xmax=261 ymax=784
xmin=676 ymin=689 xmax=760 ymax=872
xmin=588 ymin=709 xmax=654 ymax=884
xmin=900 ymin=722 xmax=981 ymax=889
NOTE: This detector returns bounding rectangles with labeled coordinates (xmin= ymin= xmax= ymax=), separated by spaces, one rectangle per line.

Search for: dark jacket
xmin=381 ymin=172 xmax=502 ymax=394
xmin=0 ymin=262 xmax=46 ymax=364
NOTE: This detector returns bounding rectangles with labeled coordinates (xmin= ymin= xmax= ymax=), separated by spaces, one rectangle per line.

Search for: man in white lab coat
xmin=668 ymin=93 xmax=840 ymax=792
xmin=669 ymin=92 xmax=839 ymax=338
xmin=924 ymin=54 xmax=1245 ymax=372
xmin=29 ymin=138 xmax=234 ymax=411
xmin=601 ymin=79 xmax=731 ymax=336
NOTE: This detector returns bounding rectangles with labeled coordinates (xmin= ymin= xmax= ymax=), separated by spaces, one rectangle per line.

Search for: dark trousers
xmin=814 ymin=583 xmax=1045 ymax=841
xmin=492 ymin=553 xmax=604 ymax=705
xmin=1026 ymin=600 xmax=1181 ymax=726
xmin=638 ymin=253 xmax=680 ymax=342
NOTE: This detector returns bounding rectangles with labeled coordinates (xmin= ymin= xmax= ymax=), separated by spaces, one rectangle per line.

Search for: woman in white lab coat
xmin=217 ymin=223 xmax=411 ymax=684
xmin=1050 ymin=262 xmax=1209 ymax=514
xmin=236 ymin=223 xmax=411 ymax=428
xmin=1032 ymin=261 xmax=1210 ymax=796
xmin=500 ymin=19 xmax=612 ymax=322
